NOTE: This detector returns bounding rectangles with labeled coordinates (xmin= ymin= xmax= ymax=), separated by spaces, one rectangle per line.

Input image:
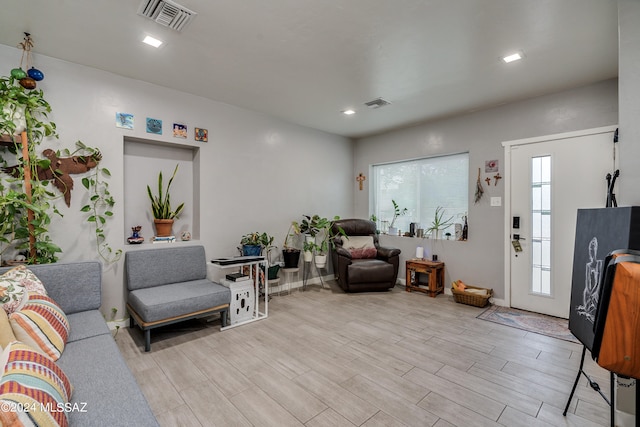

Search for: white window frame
xmin=370 ymin=152 xmax=469 ymax=237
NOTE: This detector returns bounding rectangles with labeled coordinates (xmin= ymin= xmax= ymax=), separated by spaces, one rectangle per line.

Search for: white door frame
xmin=501 ymin=125 xmax=618 ymax=309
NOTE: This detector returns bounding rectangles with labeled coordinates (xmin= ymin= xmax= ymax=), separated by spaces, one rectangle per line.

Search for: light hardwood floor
xmin=116 ymin=282 xmax=612 ymax=427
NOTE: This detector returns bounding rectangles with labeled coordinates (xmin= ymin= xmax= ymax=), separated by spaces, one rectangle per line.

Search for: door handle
xmin=512 ymin=236 xmax=524 ymax=256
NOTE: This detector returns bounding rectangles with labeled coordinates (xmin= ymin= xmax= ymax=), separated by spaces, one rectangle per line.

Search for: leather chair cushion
xmin=348 ymin=259 xmax=394 ymax=284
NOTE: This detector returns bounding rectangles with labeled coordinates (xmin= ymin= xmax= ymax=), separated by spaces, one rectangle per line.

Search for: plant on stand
xmin=297 ymin=214 xmax=321 ymax=241
xmin=313 ymin=216 xmax=346 ymax=269
xmin=387 ymin=200 xmax=407 ymax=236
xmin=282 ymin=221 xmax=301 ymax=268
xmin=0 ymin=74 xmax=61 ymax=263
xmin=147 ymin=164 xmax=184 ymax=238
xmin=302 ymin=240 xmax=314 ymax=262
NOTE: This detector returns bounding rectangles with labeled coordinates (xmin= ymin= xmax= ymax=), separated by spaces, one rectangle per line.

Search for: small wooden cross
xmin=485 ymin=177 xmax=491 ymax=186
xmin=356 ymin=173 xmax=366 ymax=190
xmin=494 ymin=173 xmax=502 ymax=186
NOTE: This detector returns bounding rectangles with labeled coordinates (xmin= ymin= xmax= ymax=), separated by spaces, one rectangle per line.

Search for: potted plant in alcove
xmin=147 ymin=164 xmax=185 ymax=237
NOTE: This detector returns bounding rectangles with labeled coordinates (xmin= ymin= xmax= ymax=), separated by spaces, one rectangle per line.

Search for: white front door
xmin=505 ymin=126 xmax=616 ymax=318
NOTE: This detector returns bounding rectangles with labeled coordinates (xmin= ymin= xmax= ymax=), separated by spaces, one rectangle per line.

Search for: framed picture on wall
xmin=116 ymin=113 xmax=134 ymax=129
xmin=146 ymin=118 xmax=162 ymax=135
xmin=173 ymin=123 xmax=187 ymax=138
xmin=485 ymin=159 xmax=499 ymax=173
xmin=195 ymin=128 xmax=208 ymax=142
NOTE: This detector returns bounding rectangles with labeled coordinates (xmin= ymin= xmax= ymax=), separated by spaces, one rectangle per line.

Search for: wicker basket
xmin=451 ymin=284 xmax=493 ymax=307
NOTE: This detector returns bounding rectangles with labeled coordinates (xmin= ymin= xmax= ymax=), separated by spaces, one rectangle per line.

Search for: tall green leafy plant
xmin=389 ymin=200 xmax=408 ymax=229
xmin=146 ymin=164 xmax=185 ymax=220
xmin=0 ymin=75 xmax=60 ymax=263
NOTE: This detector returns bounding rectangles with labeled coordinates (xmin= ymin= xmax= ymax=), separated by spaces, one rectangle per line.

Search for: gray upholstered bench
xmin=125 ymin=245 xmax=230 ymax=351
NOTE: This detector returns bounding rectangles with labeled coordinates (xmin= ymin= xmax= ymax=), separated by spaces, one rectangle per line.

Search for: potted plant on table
xmin=240 ymin=232 xmax=274 ymax=256
xmin=147 ymin=164 xmax=185 ymax=237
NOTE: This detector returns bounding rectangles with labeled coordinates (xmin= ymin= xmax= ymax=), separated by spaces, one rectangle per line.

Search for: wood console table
xmin=405 ymin=258 xmax=445 ymax=297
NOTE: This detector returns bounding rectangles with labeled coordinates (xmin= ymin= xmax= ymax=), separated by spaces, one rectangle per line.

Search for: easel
xmin=563 ymin=346 xmax=614 ymax=425
xmin=565 ymin=247 xmax=640 ymax=426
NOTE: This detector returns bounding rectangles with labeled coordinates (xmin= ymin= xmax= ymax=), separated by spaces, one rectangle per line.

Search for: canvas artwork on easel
xmin=569 ymin=207 xmax=640 ymax=350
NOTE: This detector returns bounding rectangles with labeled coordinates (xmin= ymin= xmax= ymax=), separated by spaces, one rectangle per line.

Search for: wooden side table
xmin=405 ymin=259 xmax=445 ymax=297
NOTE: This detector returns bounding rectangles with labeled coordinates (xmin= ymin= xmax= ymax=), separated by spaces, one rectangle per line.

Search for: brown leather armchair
xmin=330 ymin=218 xmax=401 ymax=292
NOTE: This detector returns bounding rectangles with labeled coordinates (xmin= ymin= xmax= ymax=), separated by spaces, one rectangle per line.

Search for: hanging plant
xmin=0 ymin=63 xmax=122 ymax=264
xmin=64 ymin=141 xmax=121 ymax=263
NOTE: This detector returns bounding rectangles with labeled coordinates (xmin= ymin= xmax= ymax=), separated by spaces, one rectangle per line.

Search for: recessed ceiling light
xmin=342 ymin=109 xmax=356 ymax=115
xmin=503 ymin=52 xmax=523 ymax=63
xmin=143 ymin=35 xmax=163 ymax=48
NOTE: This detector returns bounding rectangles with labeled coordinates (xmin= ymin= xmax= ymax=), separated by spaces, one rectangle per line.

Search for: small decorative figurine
xmin=127 ymin=226 xmax=144 ymax=244
xmin=181 ymin=231 xmax=191 ymax=241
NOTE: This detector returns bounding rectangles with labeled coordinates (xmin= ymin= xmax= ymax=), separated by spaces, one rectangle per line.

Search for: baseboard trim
xmin=268 ymin=274 xmax=333 ymax=294
xmin=107 ymin=319 xmax=128 ymax=331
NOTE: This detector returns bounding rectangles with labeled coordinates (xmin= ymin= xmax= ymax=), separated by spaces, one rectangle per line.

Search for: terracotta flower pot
xmin=153 ymin=219 xmax=174 ymax=237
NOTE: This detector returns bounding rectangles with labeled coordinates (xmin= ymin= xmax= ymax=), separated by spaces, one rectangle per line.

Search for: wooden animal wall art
xmin=2 ymin=148 xmax=101 ymax=207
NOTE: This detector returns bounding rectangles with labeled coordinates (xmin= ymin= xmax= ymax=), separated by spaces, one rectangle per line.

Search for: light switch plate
xmin=490 ymin=196 xmax=502 ymax=207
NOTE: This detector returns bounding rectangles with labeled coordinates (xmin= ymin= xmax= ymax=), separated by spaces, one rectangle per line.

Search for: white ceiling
xmin=0 ymin=0 xmax=618 ymax=138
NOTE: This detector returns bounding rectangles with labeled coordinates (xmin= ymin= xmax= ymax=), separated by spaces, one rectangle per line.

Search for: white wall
xmin=0 ymin=44 xmax=353 ymax=316
xmin=354 ymin=79 xmax=618 ymax=300
xmin=614 ymin=2 xmax=640 ymax=424
xmin=618 ymin=0 xmax=640 ymax=206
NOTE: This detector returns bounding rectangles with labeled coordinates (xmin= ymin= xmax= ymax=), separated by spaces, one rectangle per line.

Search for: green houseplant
xmin=311 ymin=215 xmax=346 ymax=268
xmin=302 ymin=240 xmax=314 ymax=262
xmin=0 ymin=74 xmax=121 ymax=264
xmin=297 ymin=214 xmax=322 ymax=238
xmin=387 ymin=200 xmax=407 ymax=235
xmin=0 ymin=74 xmax=60 ymax=263
xmin=146 ymin=164 xmax=185 ymax=237
xmin=282 ymin=221 xmax=301 ymax=268
xmin=427 ymin=206 xmax=455 ymax=239
xmin=240 ymin=232 xmax=274 ymax=256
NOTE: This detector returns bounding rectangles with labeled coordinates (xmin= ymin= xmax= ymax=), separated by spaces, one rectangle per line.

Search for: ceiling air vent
xmin=138 ymin=0 xmax=197 ymax=32
xmin=364 ymin=98 xmax=391 ymax=109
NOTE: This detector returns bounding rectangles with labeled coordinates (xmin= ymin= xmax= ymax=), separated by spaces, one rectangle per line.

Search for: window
xmin=531 ymin=155 xmax=551 ymax=295
xmin=372 ymin=153 xmax=469 ymax=236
